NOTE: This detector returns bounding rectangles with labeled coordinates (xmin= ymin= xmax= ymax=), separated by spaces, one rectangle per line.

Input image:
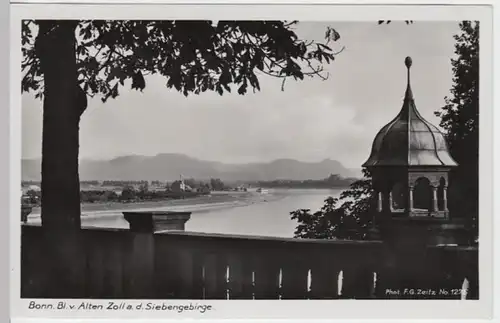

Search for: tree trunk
xmin=35 ymin=20 xmax=86 ymax=297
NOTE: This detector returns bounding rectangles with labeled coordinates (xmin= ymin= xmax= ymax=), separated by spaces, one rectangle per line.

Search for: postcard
xmin=9 ymin=2 xmax=493 ymax=321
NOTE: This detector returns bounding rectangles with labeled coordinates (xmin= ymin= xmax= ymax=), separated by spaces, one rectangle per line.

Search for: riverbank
xmin=28 ymin=190 xmax=282 ymax=217
xmin=26 ymin=189 xmax=343 ymax=235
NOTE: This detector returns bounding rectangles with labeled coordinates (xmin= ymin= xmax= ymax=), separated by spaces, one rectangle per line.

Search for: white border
xmin=7 ymin=0 xmax=498 ymax=5
xmin=1 ymin=1 xmax=10 ymax=323
xmin=9 ymin=3 xmax=494 ymax=321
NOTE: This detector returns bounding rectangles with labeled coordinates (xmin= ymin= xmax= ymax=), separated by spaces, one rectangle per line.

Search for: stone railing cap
xmin=123 ymin=211 xmax=191 ymax=216
xmin=123 ymin=211 xmax=192 ymax=233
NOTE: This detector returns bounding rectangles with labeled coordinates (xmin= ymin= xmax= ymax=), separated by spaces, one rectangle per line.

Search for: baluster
xmin=462 ymin=248 xmax=479 ymax=300
xmin=241 ymin=253 xmax=255 ymax=299
xmin=340 ymin=264 xmax=374 ymax=299
xmin=102 ymin=233 xmax=124 ymax=298
xmin=373 ymin=247 xmax=398 ymax=299
xmin=121 ymin=231 xmax=132 ymax=298
xmin=175 ymin=245 xmax=204 ymax=299
xmin=441 ymin=249 xmax=466 ymax=299
xmin=204 ymin=253 xmax=228 ymax=299
xmin=442 ymin=272 xmax=464 ymax=299
xmin=374 ymin=268 xmax=395 ymax=299
xmin=281 ymin=247 xmax=309 ymax=299
xmin=254 ymin=251 xmax=281 ymax=299
xmin=466 ymin=274 xmax=479 ymax=299
xmin=309 ymin=249 xmax=340 ymax=299
xmin=414 ymin=255 xmax=440 ymax=300
xmin=227 ymin=247 xmax=255 ymax=299
xmin=227 ymin=251 xmax=244 ymax=299
xmin=97 ymin=234 xmax=112 ymax=298
xmin=153 ymin=236 xmax=177 ymax=298
xmin=401 ymin=257 xmax=427 ymax=299
xmin=86 ymin=232 xmax=105 ymax=298
xmin=123 ymin=229 xmax=156 ymax=299
xmin=194 ymin=249 xmax=206 ymax=299
xmin=424 ymin=247 xmax=446 ymax=299
xmin=20 ymin=226 xmax=37 ymax=298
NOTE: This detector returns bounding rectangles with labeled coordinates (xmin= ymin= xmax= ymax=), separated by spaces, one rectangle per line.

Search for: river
xmin=27 ymin=188 xmax=343 ymax=238
xmin=184 ymin=188 xmax=342 ymax=237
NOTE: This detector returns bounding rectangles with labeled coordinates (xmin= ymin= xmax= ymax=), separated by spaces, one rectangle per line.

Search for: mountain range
xmin=22 ymin=153 xmax=360 ymax=182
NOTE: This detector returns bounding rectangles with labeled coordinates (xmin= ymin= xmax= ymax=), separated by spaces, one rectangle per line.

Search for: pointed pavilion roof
xmin=362 ymin=57 xmax=458 ymax=168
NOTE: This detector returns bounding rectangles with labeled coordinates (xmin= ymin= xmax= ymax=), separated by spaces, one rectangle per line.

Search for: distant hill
xmin=21 ymin=153 xmax=358 ymax=182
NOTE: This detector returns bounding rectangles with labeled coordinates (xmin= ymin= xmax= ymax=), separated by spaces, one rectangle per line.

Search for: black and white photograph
xmin=11 ymin=3 xmax=493 ymax=320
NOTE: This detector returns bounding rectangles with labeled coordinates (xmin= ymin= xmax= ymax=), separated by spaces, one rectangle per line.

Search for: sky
xmin=21 ymin=21 xmax=461 ymax=169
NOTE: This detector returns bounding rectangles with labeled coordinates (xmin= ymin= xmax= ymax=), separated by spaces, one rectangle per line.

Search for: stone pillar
xmin=123 ymin=211 xmax=191 ymax=298
xmin=389 ymin=191 xmax=394 ymax=211
xmin=377 ymin=191 xmax=383 ymax=212
xmin=432 ymin=186 xmax=438 ymax=212
xmin=443 ymin=186 xmax=448 ymax=212
xmin=381 ymin=189 xmax=393 ymax=213
xmin=408 ymin=186 xmax=414 ymax=211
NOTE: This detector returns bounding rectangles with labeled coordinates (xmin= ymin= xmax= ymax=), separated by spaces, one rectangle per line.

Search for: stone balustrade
xmin=20 ymin=211 xmax=478 ymax=299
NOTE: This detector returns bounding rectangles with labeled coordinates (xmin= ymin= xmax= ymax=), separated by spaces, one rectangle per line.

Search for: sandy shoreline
xmin=28 ymin=191 xmax=281 ymax=218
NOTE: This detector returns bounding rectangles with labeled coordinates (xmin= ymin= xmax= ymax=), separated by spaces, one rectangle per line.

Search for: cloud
xmin=22 ymin=21 xmax=460 ymax=168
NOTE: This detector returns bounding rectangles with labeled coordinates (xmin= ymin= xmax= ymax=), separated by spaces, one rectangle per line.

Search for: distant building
xmin=149 ymin=185 xmax=166 ymax=192
xmin=171 ymin=179 xmax=193 ymax=193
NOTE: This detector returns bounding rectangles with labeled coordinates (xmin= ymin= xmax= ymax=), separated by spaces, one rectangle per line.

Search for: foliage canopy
xmin=434 ymin=21 xmax=479 ymax=234
xmin=22 ymin=20 xmax=341 ymax=103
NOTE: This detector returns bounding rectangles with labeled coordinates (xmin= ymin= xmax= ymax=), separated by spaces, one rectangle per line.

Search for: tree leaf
xmin=23 ymin=20 xmax=346 ymax=107
xmin=237 ymin=81 xmax=247 ymax=95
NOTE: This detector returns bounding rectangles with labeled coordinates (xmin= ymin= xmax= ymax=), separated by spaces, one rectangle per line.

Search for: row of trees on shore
xmin=83 ymin=187 xmax=209 ymax=204
xmin=23 ymin=177 xmax=228 ymax=205
xmin=23 ymin=187 xmax=210 ymax=206
xmin=23 ymin=173 xmax=355 ymax=206
xmin=22 ymin=178 xmax=226 ymax=189
xmin=252 ymin=174 xmax=356 ymax=189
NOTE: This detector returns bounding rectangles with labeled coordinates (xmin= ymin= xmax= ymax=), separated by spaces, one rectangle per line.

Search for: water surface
xmin=28 ymin=189 xmax=343 ymax=238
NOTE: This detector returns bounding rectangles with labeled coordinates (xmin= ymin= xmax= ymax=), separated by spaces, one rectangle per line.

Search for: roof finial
xmin=405 ymin=56 xmax=412 ymax=68
xmin=404 ymin=56 xmax=413 ymax=100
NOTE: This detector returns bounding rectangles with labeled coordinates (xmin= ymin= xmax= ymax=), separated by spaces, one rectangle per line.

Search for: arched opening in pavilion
xmin=391 ymin=182 xmax=406 ymax=211
xmin=413 ymin=177 xmax=432 ymax=212
xmin=437 ymin=177 xmax=446 ymax=211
